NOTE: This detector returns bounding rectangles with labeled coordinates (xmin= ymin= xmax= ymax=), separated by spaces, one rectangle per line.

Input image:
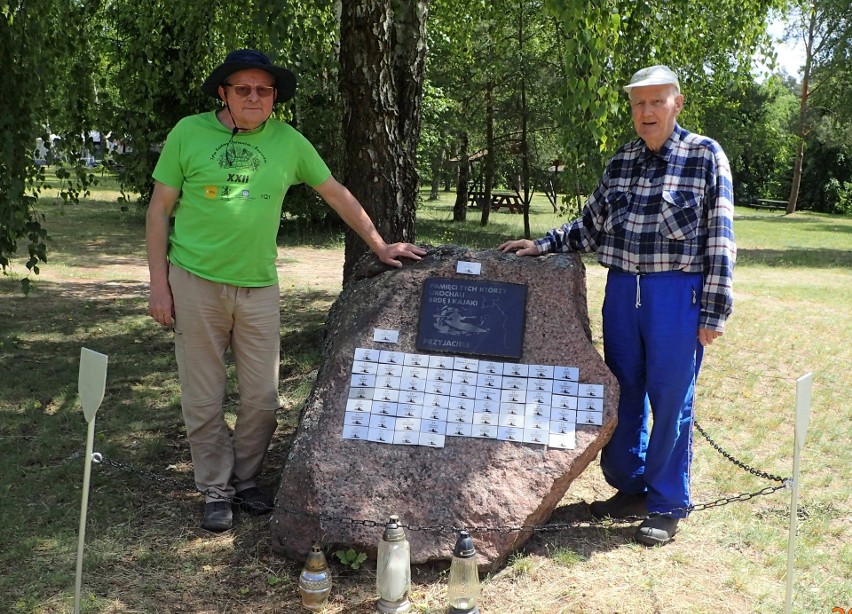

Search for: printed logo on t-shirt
xmin=204 ymin=186 xmax=218 ymax=199
xmin=217 ymin=144 xmax=261 ymax=171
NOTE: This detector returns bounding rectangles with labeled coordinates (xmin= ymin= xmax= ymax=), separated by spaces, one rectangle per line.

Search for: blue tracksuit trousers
xmin=600 ymin=270 xmax=704 ymax=518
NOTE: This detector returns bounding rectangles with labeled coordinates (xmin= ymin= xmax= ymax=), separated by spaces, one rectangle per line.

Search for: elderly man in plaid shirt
xmin=500 ymin=65 xmax=735 ymax=546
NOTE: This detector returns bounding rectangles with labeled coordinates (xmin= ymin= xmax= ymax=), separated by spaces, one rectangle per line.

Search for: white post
xmin=784 ymin=373 xmax=812 ymax=614
xmin=74 ymin=348 xmax=108 ymax=614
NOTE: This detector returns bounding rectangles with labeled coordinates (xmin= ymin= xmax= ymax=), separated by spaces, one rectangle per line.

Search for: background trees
xmin=2 ymin=0 xmax=850 ymax=288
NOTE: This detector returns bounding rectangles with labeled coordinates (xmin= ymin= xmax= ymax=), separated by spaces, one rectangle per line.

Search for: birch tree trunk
xmin=479 ymin=80 xmax=495 ymax=226
xmin=787 ymin=6 xmax=817 ymax=214
xmin=338 ymin=0 xmax=429 ymax=283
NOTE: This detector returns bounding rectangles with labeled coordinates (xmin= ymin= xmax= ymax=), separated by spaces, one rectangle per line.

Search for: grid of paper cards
xmin=342 ymin=348 xmax=605 ymax=450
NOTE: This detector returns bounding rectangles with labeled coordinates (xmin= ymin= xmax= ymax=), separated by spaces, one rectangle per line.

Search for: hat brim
xmin=201 ymin=62 xmax=296 ymax=103
xmin=623 ymin=77 xmax=679 ymax=91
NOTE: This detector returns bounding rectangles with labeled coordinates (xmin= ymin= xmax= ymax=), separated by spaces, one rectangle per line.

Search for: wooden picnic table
xmin=751 ymin=198 xmax=787 ymax=211
xmin=468 ymin=191 xmax=525 ymax=213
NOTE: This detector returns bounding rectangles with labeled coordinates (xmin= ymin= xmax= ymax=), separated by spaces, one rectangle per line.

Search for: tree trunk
xmin=480 ymin=80 xmax=495 ymax=227
xmin=453 ymin=133 xmax=469 ymax=221
xmin=518 ymin=2 xmax=531 ymax=239
xmin=429 ymin=146 xmax=444 ymax=200
xmin=338 ymin=0 xmax=428 ymax=283
xmin=787 ymin=4 xmax=817 ymax=215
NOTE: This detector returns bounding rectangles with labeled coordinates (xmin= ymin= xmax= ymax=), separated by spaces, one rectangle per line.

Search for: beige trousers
xmin=169 ymin=265 xmax=280 ymax=502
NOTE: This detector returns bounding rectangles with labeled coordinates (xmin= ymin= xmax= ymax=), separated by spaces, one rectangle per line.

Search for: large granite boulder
xmin=271 ymin=246 xmax=617 ymax=569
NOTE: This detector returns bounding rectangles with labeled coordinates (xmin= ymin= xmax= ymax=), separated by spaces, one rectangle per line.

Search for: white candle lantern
xmin=447 ymin=530 xmax=480 ymax=613
xmin=376 ymin=515 xmax=411 ymax=613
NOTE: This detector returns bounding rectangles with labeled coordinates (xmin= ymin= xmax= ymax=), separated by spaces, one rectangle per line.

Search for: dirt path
xmin=31 ymin=246 xmax=344 ymax=300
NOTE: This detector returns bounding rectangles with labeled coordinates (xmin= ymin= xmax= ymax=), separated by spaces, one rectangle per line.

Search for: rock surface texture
xmin=271 ymin=246 xmax=618 ymax=569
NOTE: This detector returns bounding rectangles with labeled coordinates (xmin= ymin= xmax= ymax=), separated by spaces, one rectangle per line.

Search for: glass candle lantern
xmin=376 ymin=515 xmax=411 ymax=613
xmin=447 ymin=531 xmax=480 ymax=614
xmin=299 ymin=544 xmax=332 ymax=611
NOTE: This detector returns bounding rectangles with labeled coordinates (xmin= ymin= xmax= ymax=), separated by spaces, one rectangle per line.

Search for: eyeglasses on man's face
xmin=224 ymin=83 xmax=276 ymax=98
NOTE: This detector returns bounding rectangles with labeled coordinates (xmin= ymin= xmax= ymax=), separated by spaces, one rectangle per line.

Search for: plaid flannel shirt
xmin=535 ymin=124 xmax=735 ymax=331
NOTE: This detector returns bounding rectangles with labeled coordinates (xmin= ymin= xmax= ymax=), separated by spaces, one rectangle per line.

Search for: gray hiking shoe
xmin=201 ymin=501 xmax=233 ymax=532
xmin=634 ymin=515 xmax=680 ymax=546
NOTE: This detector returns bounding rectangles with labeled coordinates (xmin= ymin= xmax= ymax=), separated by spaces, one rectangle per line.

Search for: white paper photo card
xmin=344 ymin=351 xmax=604 ymax=449
xmin=343 ymin=425 xmax=369 ymax=440
xmin=397 ymin=405 xmax=422 ymax=419
xmin=354 ymin=347 xmax=380 ymax=362
xmin=368 ymin=428 xmax=394 ymax=444
xmin=529 ymin=364 xmax=555 ymax=379
xmin=554 ymin=366 xmax=579 ymax=381
xmin=369 ymin=414 xmax=396 ymax=430
xmin=549 ymin=430 xmax=576 ymax=450
xmin=576 ymin=410 xmax=603 ymax=426
xmin=423 ymin=406 xmax=448 ymax=421
xmin=351 ymin=360 xmax=378 ymax=375
xmin=373 ymin=388 xmax=400 ymax=403
xmin=377 ymin=363 xmax=403 ymax=377
xmin=372 ymin=401 xmax=398 ymax=416
xmin=350 ymin=373 xmax=376 ymax=389
xmin=422 ymin=419 xmax=446 ymax=435
xmin=447 ymin=423 xmax=473 ymax=437
xmin=344 ymin=412 xmax=370 ymax=427
xmin=379 ymin=350 xmax=405 ymax=365
xmin=346 ymin=398 xmax=373 ymax=413
xmin=478 ymin=360 xmax=503 ymax=375
xmin=393 ymin=430 xmax=419 ymax=445
xmin=473 ymin=412 xmax=498 ymax=426
xmin=403 ymin=352 xmax=431 ymax=367
xmin=578 ymin=383 xmax=604 ymax=398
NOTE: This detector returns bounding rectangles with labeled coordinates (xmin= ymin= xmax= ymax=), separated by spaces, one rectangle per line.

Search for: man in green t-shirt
xmin=146 ymin=49 xmax=425 ymax=532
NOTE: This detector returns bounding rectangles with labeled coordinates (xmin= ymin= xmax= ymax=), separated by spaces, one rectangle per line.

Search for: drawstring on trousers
xmin=635 ymin=274 xmax=642 ymax=308
xmin=220 ymin=285 xmax=253 ymax=299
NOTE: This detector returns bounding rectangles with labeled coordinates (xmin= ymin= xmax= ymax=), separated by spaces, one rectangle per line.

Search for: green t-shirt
xmin=153 ymin=111 xmax=331 ymax=286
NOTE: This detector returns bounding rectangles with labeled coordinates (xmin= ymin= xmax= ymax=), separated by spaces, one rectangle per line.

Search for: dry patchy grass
xmin=0 ymin=190 xmax=849 ymax=613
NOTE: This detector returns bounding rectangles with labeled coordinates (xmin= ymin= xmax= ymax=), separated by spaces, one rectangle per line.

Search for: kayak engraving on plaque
xmin=416 ymin=277 xmax=527 ymax=359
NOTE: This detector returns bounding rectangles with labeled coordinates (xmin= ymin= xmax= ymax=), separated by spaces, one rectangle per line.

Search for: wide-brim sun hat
xmin=623 ymin=65 xmax=680 ymax=92
xmin=201 ymin=49 xmax=296 ymax=103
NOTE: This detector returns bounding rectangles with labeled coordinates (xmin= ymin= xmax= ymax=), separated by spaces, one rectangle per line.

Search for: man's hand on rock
xmin=498 ymin=239 xmax=537 ymax=257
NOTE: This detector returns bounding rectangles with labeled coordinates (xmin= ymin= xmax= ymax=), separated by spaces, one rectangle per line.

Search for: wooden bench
xmin=750 ymin=199 xmax=786 ymax=211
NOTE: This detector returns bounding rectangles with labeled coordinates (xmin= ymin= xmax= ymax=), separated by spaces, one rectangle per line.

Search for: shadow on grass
xmin=521 ymin=502 xmax=638 ymax=559
xmin=0 ymin=274 xmax=338 ymax=611
xmin=416 ymin=215 xmax=529 ymax=249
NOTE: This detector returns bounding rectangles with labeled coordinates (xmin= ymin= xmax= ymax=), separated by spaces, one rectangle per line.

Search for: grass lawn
xmin=0 ymin=180 xmax=849 ymax=613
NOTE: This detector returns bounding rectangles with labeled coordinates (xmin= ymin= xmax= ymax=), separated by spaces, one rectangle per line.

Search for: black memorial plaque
xmin=416 ymin=277 xmax=527 ymax=359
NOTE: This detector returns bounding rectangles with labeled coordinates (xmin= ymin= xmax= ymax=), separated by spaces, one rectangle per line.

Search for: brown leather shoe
xmin=635 ymin=515 xmax=680 ymax=546
xmin=589 ymin=491 xmax=648 ymax=519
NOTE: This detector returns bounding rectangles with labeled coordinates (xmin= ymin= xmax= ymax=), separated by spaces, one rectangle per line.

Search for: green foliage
xmin=542 ymin=0 xmax=786 ymax=197
xmin=702 ymin=76 xmax=798 ymax=206
xmin=334 ymin=548 xmax=368 ymax=570
xmin=821 ymin=179 xmax=852 ymax=214
xmin=1 ymin=0 xmax=96 ymax=290
xmin=96 ymin=0 xmax=338 ymax=214
xmin=423 ymin=0 xmax=566 ymax=204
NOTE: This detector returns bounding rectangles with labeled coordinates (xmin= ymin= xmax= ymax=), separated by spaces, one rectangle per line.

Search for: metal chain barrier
xmin=88 ymin=418 xmax=792 ymax=535
xmin=694 ymin=421 xmax=788 ymax=483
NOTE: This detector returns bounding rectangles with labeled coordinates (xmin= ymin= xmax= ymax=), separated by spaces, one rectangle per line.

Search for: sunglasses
xmin=224 ymin=83 xmax=276 ymax=98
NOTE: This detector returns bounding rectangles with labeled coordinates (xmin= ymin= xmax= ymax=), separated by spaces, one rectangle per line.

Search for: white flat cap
xmin=623 ymin=65 xmax=680 ymax=91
